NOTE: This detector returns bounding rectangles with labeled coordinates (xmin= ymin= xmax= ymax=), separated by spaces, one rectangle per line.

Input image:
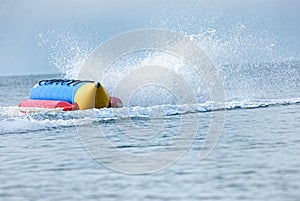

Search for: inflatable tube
xmin=18 ymin=100 xmax=79 ymax=111
xmin=20 ymin=79 xmax=112 ymax=110
xmin=109 ymin=97 xmax=123 ymax=108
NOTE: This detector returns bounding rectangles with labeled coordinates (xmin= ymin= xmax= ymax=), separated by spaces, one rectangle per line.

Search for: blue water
xmin=1 ymin=0 xmax=300 ymax=200
xmin=0 ymin=60 xmax=299 ymax=201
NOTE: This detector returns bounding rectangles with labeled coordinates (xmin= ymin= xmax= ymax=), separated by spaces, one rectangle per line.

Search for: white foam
xmin=1 ymin=98 xmax=299 ymax=135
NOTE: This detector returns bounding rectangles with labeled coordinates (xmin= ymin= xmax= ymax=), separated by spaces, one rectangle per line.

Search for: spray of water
xmin=37 ymin=27 xmax=102 ymax=79
xmin=37 ymin=3 xmax=299 ymax=104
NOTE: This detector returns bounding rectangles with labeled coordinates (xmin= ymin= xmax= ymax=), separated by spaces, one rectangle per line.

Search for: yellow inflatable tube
xmin=74 ymin=82 xmax=110 ymax=110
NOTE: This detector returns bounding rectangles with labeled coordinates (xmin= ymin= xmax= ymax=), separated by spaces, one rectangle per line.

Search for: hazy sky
xmin=0 ymin=0 xmax=299 ymax=76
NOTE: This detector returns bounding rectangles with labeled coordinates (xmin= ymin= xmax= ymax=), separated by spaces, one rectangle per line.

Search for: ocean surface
xmin=0 ymin=60 xmax=299 ymax=201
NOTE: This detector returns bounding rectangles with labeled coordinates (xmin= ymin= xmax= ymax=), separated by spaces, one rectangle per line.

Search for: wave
xmin=0 ymin=97 xmax=299 ymax=135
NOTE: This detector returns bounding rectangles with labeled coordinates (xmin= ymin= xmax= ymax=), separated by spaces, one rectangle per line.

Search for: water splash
xmin=36 ymin=3 xmax=299 ymax=106
xmin=37 ymin=27 xmax=101 ymax=79
xmin=151 ymin=3 xmax=297 ymax=66
xmin=99 ymin=51 xmax=210 ymax=106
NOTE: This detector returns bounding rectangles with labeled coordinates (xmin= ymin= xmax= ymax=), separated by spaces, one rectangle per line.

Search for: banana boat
xmin=18 ymin=79 xmax=122 ymax=111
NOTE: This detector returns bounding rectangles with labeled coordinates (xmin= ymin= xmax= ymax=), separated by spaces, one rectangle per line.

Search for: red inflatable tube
xmin=18 ymin=97 xmax=122 ymax=112
xmin=18 ymin=100 xmax=80 ymax=111
xmin=109 ymin=97 xmax=123 ymax=108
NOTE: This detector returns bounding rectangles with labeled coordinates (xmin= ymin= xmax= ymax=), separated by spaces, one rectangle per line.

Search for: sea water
xmin=0 ymin=59 xmax=299 ymax=201
xmin=1 ymin=5 xmax=300 ymax=199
